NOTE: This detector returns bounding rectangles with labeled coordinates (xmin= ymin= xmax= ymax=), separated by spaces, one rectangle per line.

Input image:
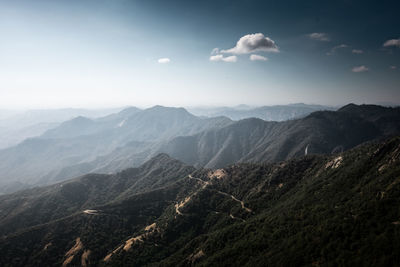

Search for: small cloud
xmin=390 ymin=65 xmax=397 ymax=69
xmin=327 ymin=44 xmax=348 ymax=55
xmin=158 ymin=58 xmax=170 ymax=64
xmin=383 ymin=38 xmax=400 ymax=48
xmin=209 ymin=55 xmax=223 ymax=61
xmin=221 ymin=33 xmax=279 ymax=54
xmin=352 ymin=49 xmax=363 ymax=54
xmin=222 ymin=56 xmax=237 ymax=62
xmin=352 ymin=65 xmax=369 ymax=73
xmin=250 ymin=54 xmax=268 ymax=61
xmin=209 ymin=54 xmax=237 ymax=63
xmin=211 ymin=48 xmax=220 ymax=55
xmin=308 ymin=32 xmax=330 ymax=42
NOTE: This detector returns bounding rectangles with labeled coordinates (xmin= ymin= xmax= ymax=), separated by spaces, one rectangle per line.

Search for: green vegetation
xmin=1 ymin=136 xmax=400 ymax=266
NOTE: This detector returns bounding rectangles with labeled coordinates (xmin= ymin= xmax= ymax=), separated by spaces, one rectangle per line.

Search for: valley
xmin=2 ymin=1 xmax=399 ymax=265
xmin=1 ymin=135 xmax=399 ymax=266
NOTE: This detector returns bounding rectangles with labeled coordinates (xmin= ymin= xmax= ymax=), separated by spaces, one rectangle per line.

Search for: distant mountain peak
xmin=56 ymin=115 xmax=94 ymax=127
xmin=71 ymin=116 xmax=92 ymax=122
xmin=141 ymin=106 xmax=195 ymax=119
xmin=118 ymin=106 xmax=141 ymax=116
xmin=338 ymin=103 xmax=389 ymax=113
xmin=150 ymin=152 xmax=174 ymax=161
xmin=337 ymin=103 xmax=359 ymax=112
xmin=147 ymin=105 xmax=189 ymax=112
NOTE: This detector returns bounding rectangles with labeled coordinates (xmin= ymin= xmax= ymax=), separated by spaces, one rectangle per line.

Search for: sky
xmin=0 ymin=0 xmax=399 ymax=109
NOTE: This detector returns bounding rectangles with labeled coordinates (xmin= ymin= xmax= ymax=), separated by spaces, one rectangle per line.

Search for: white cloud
xmin=209 ymin=54 xmax=237 ymax=63
xmin=222 ymin=56 xmax=237 ymax=62
xmin=211 ymin=48 xmax=220 ymax=55
xmin=390 ymin=66 xmax=397 ymax=69
xmin=352 ymin=65 xmax=369 ymax=73
xmin=352 ymin=49 xmax=363 ymax=54
xmin=308 ymin=32 xmax=330 ymax=41
xmin=250 ymin=54 xmax=268 ymax=61
xmin=327 ymin=44 xmax=348 ymax=55
xmin=158 ymin=58 xmax=170 ymax=64
xmin=221 ymin=33 xmax=279 ymax=54
xmin=383 ymin=38 xmax=400 ymax=48
xmin=209 ymin=55 xmax=223 ymax=61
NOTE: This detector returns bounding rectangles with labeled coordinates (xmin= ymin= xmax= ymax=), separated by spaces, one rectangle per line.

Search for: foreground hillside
xmin=1 ymin=136 xmax=400 ymax=266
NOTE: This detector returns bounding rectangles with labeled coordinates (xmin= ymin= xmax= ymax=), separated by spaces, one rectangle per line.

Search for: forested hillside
xmin=1 ymin=136 xmax=399 ymax=266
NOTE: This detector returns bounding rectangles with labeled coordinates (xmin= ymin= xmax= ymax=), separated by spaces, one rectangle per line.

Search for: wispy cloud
xmin=352 ymin=49 xmax=363 ymax=54
xmin=209 ymin=54 xmax=237 ymax=63
xmin=308 ymin=32 xmax=330 ymax=42
xmin=250 ymin=54 xmax=268 ymax=61
xmin=221 ymin=33 xmax=279 ymax=54
xmin=383 ymin=38 xmax=400 ymax=48
xmin=352 ymin=65 xmax=369 ymax=73
xmin=158 ymin=58 xmax=170 ymax=64
xmin=327 ymin=44 xmax=348 ymax=55
xmin=211 ymin=48 xmax=220 ymax=55
xmin=390 ymin=66 xmax=397 ymax=70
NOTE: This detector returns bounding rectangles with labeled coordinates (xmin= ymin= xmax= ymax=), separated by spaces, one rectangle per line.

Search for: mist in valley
xmin=1 ymin=0 xmax=400 ymax=266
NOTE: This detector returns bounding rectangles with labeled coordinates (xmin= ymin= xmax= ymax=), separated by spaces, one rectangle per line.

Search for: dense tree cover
xmin=1 ymin=137 xmax=400 ymax=266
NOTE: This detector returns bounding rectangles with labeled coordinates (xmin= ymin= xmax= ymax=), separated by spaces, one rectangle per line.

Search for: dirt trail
xmin=229 ymin=213 xmax=246 ymax=222
xmin=187 ymin=174 xmax=252 ymax=213
xmin=188 ymin=174 xmax=210 ymax=189
xmin=103 ymin=222 xmax=159 ymax=261
xmin=175 ymin=196 xmax=192 ymax=215
xmin=215 ymin=190 xmax=252 ymax=213
xmin=174 ymin=175 xmax=210 ymax=216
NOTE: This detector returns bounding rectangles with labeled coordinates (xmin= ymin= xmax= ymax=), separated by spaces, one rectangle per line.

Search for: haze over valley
xmin=1 ymin=0 xmax=400 ymax=266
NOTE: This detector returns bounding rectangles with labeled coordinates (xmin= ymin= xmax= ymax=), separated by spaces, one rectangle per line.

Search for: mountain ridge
xmin=0 ymin=136 xmax=399 ymax=266
xmin=1 ymin=104 xmax=399 ymax=195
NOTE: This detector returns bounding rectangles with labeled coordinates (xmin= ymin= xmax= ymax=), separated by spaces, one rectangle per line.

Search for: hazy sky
xmin=0 ymin=0 xmax=399 ymax=109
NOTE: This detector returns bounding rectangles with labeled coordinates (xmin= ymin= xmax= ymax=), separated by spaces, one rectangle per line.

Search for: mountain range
xmin=1 ymin=135 xmax=399 ymax=266
xmin=0 ymin=106 xmax=231 ymax=193
xmin=187 ymin=103 xmax=336 ymax=121
xmin=0 ymin=104 xmax=399 ymax=194
xmin=0 ymin=108 xmax=123 ymax=150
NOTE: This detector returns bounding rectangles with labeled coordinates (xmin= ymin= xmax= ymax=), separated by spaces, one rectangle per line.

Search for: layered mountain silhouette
xmin=0 ymin=104 xmax=399 ymax=194
xmin=1 ymin=136 xmax=399 ymax=266
xmin=40 ymin=103 xmax=400 ymax=184
xmin=0 ymin=107 xmax=123 ymax=149
xmin=0 ymin=106 xmax=231 ymax=192
xmin=188 ymin=103 xmax=335 ymax=121
xmin=161 ymin=104 xmax=400 ymax=168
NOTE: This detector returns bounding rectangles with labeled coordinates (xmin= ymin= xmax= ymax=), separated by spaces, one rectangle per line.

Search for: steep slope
xmin=1 ymin=104 xmax=398 ymax=195
xmin=160 ymin=104 xmax=400 ymax=168
xmin=45 ymin=104 xmax=400 ymax=183
xmin=1 ymin=136 xmax=400 ymax=266
xmin=0 ymin=106 xmax=231 ymax=193
xmin=0 ymin=153 xmax=194 ymax=237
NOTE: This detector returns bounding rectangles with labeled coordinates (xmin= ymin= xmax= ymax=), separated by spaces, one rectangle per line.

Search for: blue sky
xmin=0 ymin=0 xmax=399 ymax=108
